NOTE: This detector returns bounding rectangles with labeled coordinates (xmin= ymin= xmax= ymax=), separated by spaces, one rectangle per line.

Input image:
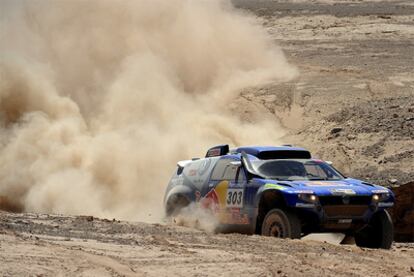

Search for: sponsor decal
xmin=201 ymin=189 xmax=220 ymax=212
xmin=220 ymin=210 xmax=249 ymax=224
xmin=378 ymin=202 xmax=394 ymax=207
xmin=226 ymin=189 xmax=244 ymax=208
xmin=303 ymin=181 xmax=346 ymax=186
xmin=201 ymin=181 xmax=229 ymax=213
xmin=295 ymin=203 xmax=315 ymax=208
xmin=201 ymin=181 xmax=249 ymax=224
xmin=201 ymin=181 xmax=250 ymax=224
xmin=372 ymin=189 xmax=389 ymax=194
xmin=264 ymin=183 xmax=287 ymax=190
xmin=206 ymin=148 xmax=221 ymax=157
xmin=291 ymin=190 xmax=314 ymax=194
xmin=330 ymin=188 xmax=356 ymax=195
xmin=230 ymin=212 xmax=249 ymax=224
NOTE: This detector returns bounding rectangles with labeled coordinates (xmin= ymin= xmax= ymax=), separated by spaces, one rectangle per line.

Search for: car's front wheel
xmin=355 ymin=210 xmax=393 ymax=249
xmin=261 ymin=209 xmax=301 ymax=239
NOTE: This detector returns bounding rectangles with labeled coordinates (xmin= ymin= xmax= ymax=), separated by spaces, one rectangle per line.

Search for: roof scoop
xmin=205 ymin=144 xmax=229 ymax=157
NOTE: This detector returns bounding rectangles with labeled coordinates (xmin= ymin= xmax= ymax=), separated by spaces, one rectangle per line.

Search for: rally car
xmin=164 ymin=145 xmax=394 ymax=249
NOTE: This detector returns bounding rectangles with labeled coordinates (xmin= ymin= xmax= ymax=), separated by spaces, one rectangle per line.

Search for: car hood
xmin=269 ymin=178 xmax=390 ymax=196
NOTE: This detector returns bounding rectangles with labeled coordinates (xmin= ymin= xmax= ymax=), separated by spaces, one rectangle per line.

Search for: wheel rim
xmin=269 ymin=222 xmax=285 ymax=237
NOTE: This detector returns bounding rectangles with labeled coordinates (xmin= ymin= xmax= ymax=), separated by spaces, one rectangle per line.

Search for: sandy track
xmin=1 ymin=212 xmax=413 ymax=277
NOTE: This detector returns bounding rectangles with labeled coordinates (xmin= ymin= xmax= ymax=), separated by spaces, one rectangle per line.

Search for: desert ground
xmin=1 ymin=212 xmax=414 ymax=277
xmin=1 ymin=0 xmax=413 ymax=276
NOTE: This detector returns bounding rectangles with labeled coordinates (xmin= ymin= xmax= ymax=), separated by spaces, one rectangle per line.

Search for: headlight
xmin=298 ymin=193 xmax=318 ymax=203
xmin=372 ymin=193 xmax=390 ymax=202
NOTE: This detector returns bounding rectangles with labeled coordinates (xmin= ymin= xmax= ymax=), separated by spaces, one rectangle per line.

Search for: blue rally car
xmin=164 ymin=145 xmax=395 ymax=249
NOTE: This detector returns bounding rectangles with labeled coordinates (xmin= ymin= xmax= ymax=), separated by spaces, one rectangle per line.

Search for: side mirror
xmin=325 ymin=161 xmax=333 ymax=165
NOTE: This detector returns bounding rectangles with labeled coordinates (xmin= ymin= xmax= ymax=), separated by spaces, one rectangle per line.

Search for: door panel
xmin=201 ymin=158 xmax=250 ymax=225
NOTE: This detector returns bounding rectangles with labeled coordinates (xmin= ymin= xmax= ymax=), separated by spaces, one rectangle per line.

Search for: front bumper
xmin=294 ymin=196 xmax=394 ymax=229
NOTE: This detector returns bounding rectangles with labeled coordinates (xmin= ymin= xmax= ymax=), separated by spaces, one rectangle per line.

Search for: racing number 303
xmin=226 ymin=189 xmax=243 ymax=208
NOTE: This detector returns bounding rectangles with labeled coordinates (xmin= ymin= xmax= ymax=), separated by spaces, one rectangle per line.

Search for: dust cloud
xmin=173 ymin=203 xmax=219 ymax=233
xmin=0 ymin=0 xmax=297 ymax=221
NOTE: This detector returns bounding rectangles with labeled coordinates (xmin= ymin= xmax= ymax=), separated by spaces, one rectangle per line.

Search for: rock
xmin=389 ymin=105 xmax=400 ymax=109
xmin=347 ymin=134 xmax=356 ymax=140
xmin=389 ymin=179 xmax=398 ymax=185
xmin=389 ymin=182 xmax=414 ymax=242
xmin=378 ymin=15 xmax=392 ymax=19
xmin=330 ymin=127 xmax=343 ymax=134
xmin=78 ymin=215 xmax=94 ymax=222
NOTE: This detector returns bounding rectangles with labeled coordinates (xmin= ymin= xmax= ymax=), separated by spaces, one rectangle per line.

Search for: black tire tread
xmin=166 ymin=195 xmax=190 ymax=217
xmin=355 ymin=210 xmax=393 ymax=249
xmin=261 ymin=208 xmax=301 ymax=239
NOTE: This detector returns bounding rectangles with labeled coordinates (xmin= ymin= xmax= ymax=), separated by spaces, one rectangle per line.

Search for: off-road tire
xmin=166 ymin=195 xmax=190 ymax=217
xmin=355 ymin=210 xmax=393 ymax=249
xmin=261 ymin=209 xmax=301 ymax=239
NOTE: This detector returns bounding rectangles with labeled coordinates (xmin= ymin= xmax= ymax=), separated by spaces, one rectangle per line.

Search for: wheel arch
xmin=164 ymin=185 xmax=194 ymax=216
xmin=355 ymin=209 xmax=394 ymax=249
xmin=254 ymin=188 xmax=289 ymax=234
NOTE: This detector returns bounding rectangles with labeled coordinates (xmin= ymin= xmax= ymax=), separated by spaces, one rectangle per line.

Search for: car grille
xmin=319 ymin=196 xmax=371 ymax=217
xmin=319 ymin=196 xmax=371 ymax=206
xmin=323 ymin=205 xmax=368 ymax=217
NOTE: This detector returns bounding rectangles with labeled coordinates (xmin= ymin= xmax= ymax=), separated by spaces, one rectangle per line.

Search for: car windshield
xmin=251 ymin=159 xmax=344 ymax=181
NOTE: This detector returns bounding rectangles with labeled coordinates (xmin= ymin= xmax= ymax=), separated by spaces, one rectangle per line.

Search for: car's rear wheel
xmin=166 ymin=195 xmax=190 ymax=217
xmin=261 ymin=209 xmax=301 ymax=239
xmin=355 ymin=210 xmax=393 ymax=249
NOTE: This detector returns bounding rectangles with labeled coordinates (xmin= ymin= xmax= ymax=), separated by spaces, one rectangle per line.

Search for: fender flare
xmin=254 ymin=185 xmax=290 ymax=209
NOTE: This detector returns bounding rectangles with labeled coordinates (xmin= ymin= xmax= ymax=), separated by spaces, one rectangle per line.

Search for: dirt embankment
xmin=233 ymin=0 xmax=414 ymax=187
xmin=390 ymin=182 xmax=414 ymax=242
xmin=234 ymin=0 xmax=414 ymax=242
xmin=1 ymin=211 xmax=413 ymax=277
